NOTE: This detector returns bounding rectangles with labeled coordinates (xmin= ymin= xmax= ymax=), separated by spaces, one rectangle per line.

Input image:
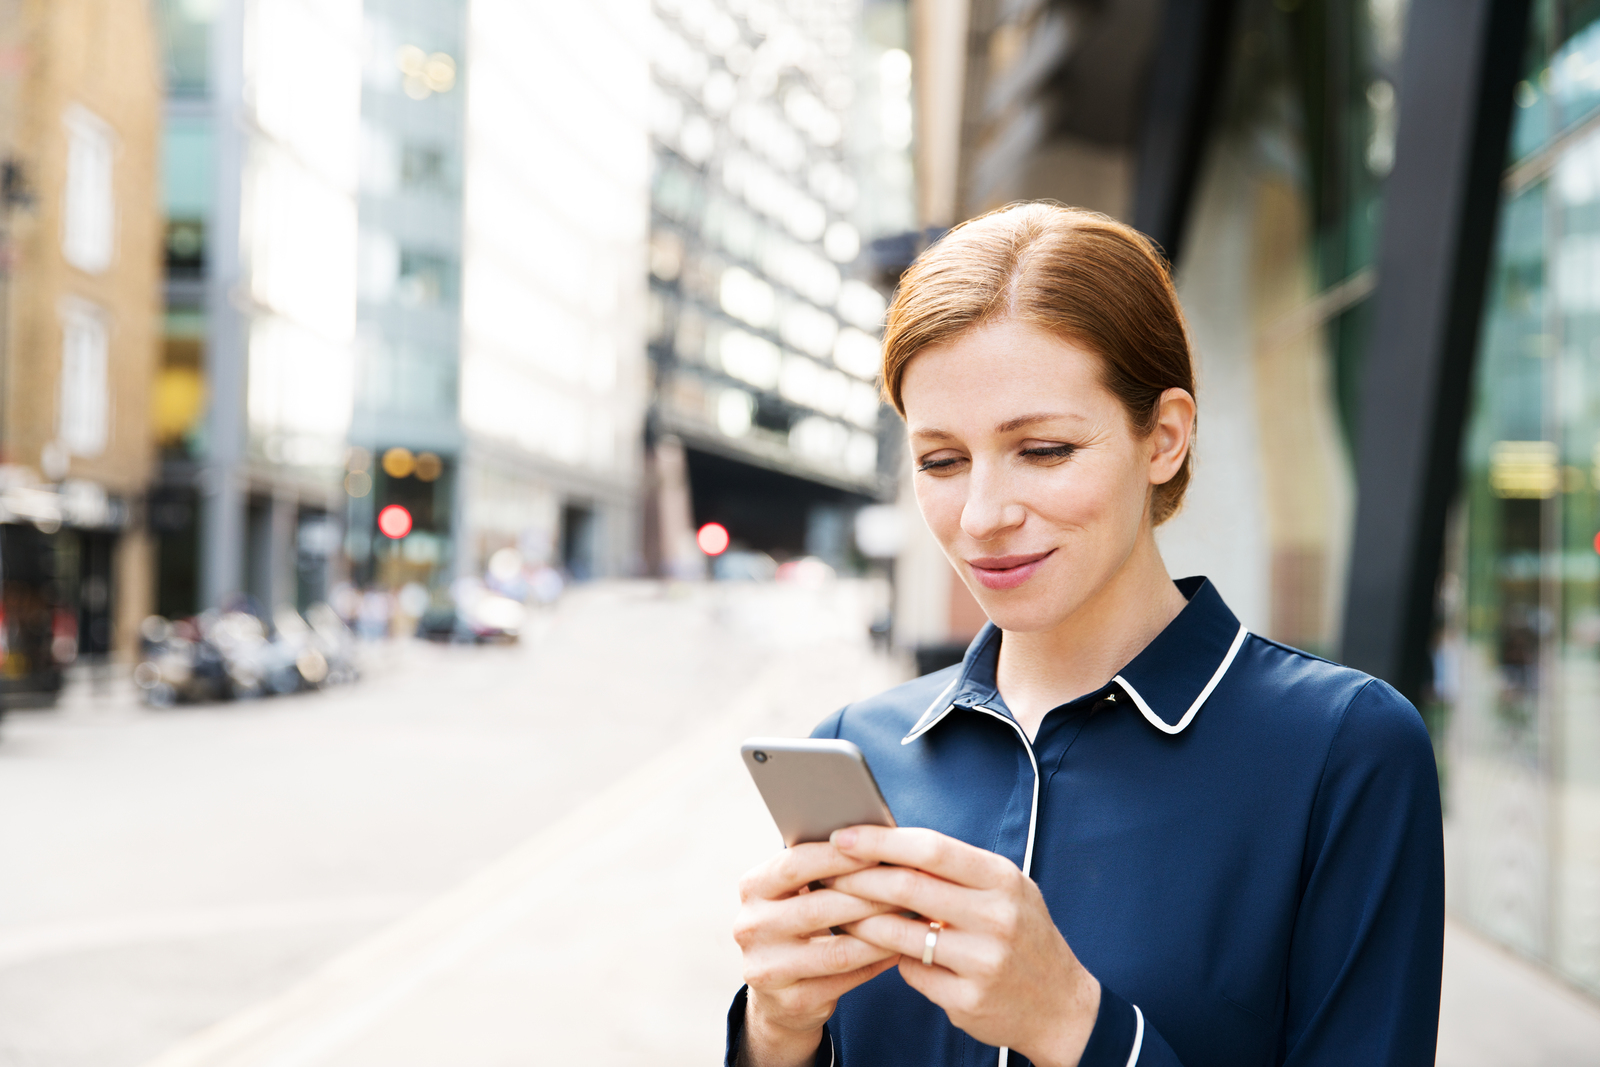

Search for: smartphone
xmin=742 ymin=737 xmax=897 ymax=847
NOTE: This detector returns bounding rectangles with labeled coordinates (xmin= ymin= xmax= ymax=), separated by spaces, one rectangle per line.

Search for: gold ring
xmin=921 ymin=920 xmax=942 ymax=966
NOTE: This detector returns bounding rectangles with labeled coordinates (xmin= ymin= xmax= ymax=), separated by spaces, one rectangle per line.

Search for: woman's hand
xmin=733 ymin=841 xmax=903 ymax=1067
xmin=828 ymin=825 xmax=1101 ymax=1067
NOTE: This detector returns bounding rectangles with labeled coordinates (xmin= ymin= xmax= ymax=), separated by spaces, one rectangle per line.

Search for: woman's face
xmin=900 ymin=319 xmax=1189 ymax=634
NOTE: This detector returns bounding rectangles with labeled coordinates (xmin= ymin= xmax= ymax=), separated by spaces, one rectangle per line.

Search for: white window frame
xmin=58 ymin=297 xmax=110 ymax=457
xmin=62 ymin=104 xmax=116 ymax=274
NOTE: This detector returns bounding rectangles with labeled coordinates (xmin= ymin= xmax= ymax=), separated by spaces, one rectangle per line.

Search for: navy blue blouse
xmin=726 ymin=576 xmax=1443 ymax=1067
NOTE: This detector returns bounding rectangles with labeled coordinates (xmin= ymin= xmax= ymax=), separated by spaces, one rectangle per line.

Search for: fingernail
xmin=831 ymin=828 xmax=857 ymax=849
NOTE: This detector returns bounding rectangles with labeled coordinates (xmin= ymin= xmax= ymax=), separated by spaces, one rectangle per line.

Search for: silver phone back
xmin=741 ymin=737 xmax=896 ymax=846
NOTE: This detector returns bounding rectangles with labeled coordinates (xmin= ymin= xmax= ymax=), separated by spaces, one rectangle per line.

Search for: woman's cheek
xmin=914 ymin=478 xmax=965 ymax=547
xmin=1036 ymin=467 xmax=1108 ymax=530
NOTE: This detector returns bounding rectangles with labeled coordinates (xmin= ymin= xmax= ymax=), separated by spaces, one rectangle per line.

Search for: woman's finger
xmin=840 ymin=912 xmax=988 ymax=975
xmin=746 ymin=931 xmax=900 ymax=989
xmin=826 ymin=863 xmax=978 ymax=927
xmin=896 ymin=953 xmax=967 ymax=1005
xmin=764 ymin=887 xmax=900 ymax=939
xmin=740 ymin=842 xmax=880 ymax=902
xmin=830 ymin=826 xmax=1012 ymax=889
xmin=768 ymin=954 xmax=902 ymax=1009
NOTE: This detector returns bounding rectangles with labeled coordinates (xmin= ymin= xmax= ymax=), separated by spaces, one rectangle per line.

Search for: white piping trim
xmin=826 ymin=1027 xmax=836 ymax=1067
xmin=1113 ymin=623 xmax=1248 ymax=736
xmin=901 ymin=677 xmax=961 ymax=744
xmin=1125 ymin=1004 xmax=1144 ymax=1066
xmin=971 ymin=704 xmax=1041 ymax=1067
xmin=971 ymin=706 xmax=1041 ymax=876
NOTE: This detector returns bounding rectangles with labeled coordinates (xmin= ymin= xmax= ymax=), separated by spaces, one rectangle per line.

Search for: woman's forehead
xmin=900 ymin=323 xmax=1115 ymax=422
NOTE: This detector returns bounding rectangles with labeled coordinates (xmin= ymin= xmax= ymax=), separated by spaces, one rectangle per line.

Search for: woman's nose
xmin=960 ymin=466 xmax=1024 ymax=542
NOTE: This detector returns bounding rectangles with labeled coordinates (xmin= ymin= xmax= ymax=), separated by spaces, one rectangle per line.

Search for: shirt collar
xmin=901 ymin=576 xmax=1249 ymax=744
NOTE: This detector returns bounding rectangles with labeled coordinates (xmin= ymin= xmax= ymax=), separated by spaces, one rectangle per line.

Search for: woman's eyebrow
xmin=911 ymin=413 xmax=1086 ymax=440
xmin=995 ymin=412 xmax=1084 ymax=433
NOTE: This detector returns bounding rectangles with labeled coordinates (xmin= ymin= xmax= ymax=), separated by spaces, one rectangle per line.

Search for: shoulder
xmin=1230 ymin=634 xmax=1434 ymax=773
xmin=810 ymin=665 xmax=962 ymax=745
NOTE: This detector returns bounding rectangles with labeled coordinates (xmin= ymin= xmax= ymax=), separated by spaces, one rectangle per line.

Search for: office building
xmin=346 ymin=0 xmax=468 ymax=594
xmin=153 ymin=0 xmax=361 ymax=616
xmin=456 ymin=0 xmax=652 ymax=580
xmin=153 ymin=0 xmax=654 ymax=613
xmin=644 ymin=0 xmax=912 ymax=574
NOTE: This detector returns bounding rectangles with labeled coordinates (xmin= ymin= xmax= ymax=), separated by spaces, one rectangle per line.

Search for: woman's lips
xmin=967 ymin=550 xmax=1055 ymax=590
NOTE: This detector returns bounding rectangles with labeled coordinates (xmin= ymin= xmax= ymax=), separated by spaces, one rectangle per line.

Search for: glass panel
xmin=1447 ymin=0 xmax=1600 ymax=994
xmin=154 ymin=0 xmax=210 ymax=97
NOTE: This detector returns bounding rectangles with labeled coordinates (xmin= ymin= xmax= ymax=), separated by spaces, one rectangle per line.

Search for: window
xmin=59 ymin=300 xmax=110 ymax=457
xmin=63 ymin=106 xmax=115 ymax=274
xmin=154 ymin=0 xmax=211 ymax=96
xmin=400 ymin=143 xmax=450 ymax=192
xmin=396 ymin=250 xmax=458 ymax=305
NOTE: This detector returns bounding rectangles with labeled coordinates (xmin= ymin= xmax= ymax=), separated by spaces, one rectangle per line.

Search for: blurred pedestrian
xmin=730 ymin=204 xmax=1443 ymax=1067
xmin=356 ymin=588 xmax=392 ymax=642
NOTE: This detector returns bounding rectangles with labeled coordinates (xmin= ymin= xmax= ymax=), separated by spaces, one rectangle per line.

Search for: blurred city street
xmin=0 ymin=581 xmax=903 ymax=1067
xmin=0 ymin=580 xmax=1594 ymax=1067
xmin=2 ymin=0 xmax=1600 ymax=1052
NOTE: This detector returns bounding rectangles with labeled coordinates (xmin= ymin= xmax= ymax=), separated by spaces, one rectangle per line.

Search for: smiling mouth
xmin=966 ymin=550 xmax=1055 ymax=590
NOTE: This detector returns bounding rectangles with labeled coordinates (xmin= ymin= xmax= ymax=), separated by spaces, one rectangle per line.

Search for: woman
xmin=728 ymin=203 xmax=1443 ymax=1067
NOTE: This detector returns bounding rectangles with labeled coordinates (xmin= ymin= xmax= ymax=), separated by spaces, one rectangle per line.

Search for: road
xmin=0 ymin=579 xmax=1596 ymax=1066
xmin=0 ymin=581 xmax=901 ymax=1067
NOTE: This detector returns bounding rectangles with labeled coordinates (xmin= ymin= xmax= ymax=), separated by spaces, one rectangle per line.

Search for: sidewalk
xmin=1439 ymin=917 xmax=1600 ymax=1066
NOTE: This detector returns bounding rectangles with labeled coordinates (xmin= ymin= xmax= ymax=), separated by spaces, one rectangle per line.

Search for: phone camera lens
xmin=753 ymin=751 xmax=768 ymax=763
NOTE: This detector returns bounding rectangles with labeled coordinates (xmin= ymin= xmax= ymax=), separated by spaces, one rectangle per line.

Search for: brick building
xmin=0 ymin=0 xmax=161 ymax=682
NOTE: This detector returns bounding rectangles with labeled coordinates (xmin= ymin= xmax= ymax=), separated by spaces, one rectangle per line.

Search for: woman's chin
xmin=970 ymin=568 xmax=1103 ymax=635
xmin=972 ymin=593 xmax=1072 ymax=635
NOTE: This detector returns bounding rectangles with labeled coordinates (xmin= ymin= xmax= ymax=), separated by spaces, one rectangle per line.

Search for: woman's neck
xmin=995 ymin=531 xmax=1187 ymax=741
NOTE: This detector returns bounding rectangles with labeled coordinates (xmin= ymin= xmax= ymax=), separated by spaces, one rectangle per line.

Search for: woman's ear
xmin=1148 ymin=388 xmax=1196 ymax=486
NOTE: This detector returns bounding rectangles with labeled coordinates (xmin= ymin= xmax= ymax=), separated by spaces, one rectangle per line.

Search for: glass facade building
xmin=151 ymin=0 xmax=654 ymax=609
xmin=644 ymin=0 xmax=911 ymax=572
xmin=1440 ymin=0 xmax=1600 ymax=997
xmin=347 ymin=0 xmax=468 ymax=593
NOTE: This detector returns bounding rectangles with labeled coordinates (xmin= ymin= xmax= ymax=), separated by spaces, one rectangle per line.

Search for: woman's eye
xmin=1021 ymin=444 xmax=1076 ymax=460
xmin=916 ymin=456 xmax=964 ymax=472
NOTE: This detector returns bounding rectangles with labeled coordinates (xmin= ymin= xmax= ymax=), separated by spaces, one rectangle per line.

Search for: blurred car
xmin=133 ymin=615 xmax=229 ymax=705
xmin=303 ymin=603 xmax=360 ymax=684
xmin=712 ymin=550 xmax=778 ymax=581
xmin=134 ymin=602 xmax=359 ymax=706
xmin=775 ymin=556 xmax=836 ymax=586
xmin=418 ymin=580 xmax=525 ymax=644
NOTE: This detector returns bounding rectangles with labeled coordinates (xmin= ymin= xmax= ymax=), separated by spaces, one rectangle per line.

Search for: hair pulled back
xmin=881 ymin=202 xmax=1196 ymax=525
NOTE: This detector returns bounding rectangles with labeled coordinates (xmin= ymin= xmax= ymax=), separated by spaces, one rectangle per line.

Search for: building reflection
xmin=1442 ymin=12 xmax=1600 ymax=994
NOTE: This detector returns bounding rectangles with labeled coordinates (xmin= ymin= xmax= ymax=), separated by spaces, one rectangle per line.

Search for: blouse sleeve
xmin=1076 ymin=984 xmax=1184 ymax=1066
xmin=1075 ymin=678 xmax=1444 ymax=1067
xmin=1274 ymin=678 xmax=1445 ymax=1065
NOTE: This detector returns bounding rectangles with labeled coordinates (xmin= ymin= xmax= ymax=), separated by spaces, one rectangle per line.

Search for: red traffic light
xmin=697 ymin=522 xmax=730 ymax=556
xmin=378 ymin=504 xmax=413 ymax=539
